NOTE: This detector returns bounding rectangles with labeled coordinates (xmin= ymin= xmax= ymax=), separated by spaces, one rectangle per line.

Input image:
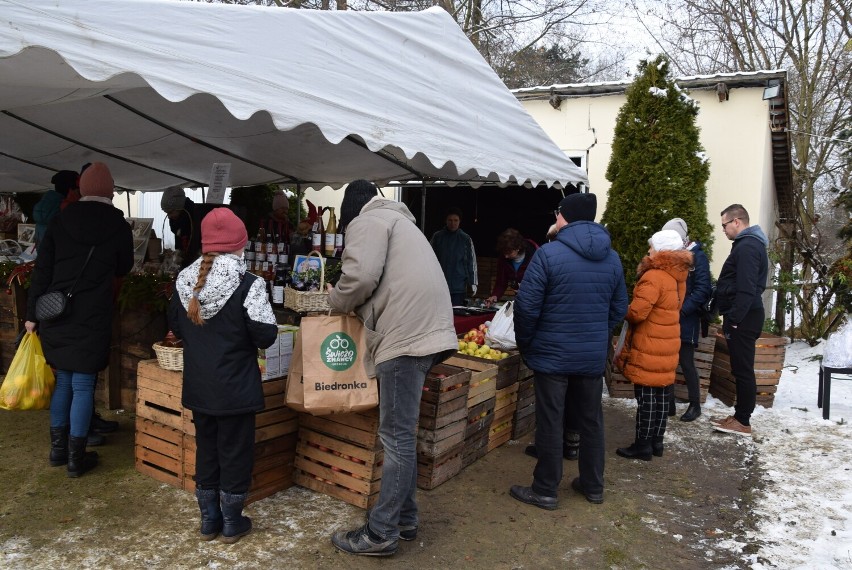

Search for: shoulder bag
xmin=34 ymin=246 xmax=95 ymax=322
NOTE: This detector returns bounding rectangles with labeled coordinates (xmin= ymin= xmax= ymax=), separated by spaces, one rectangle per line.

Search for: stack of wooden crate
xmin=512 ymin=360 xmax=535 ymax=438
xmin=134 ymin=359 xmax=298 ymax=504
xmin=445 ymin=355 xmax=498 ymax=469
xmin=293 ymin=409 xmax=383 ymax=509
xmin=416 ymin=363 xmax=471 ymax=490
xmin=488 ymin=381 xmax=519 ymax=451
xmin=604 ymin=340 xmax=635 ymax=399
xmin=709 ymin=330 xmax=789 ymax=408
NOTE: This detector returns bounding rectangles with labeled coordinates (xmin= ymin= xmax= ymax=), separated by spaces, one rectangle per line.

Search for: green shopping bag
xmin=0 ymin=332 xmax=55 ymax=410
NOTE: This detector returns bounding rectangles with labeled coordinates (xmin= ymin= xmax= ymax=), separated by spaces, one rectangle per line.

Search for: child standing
xmin=168 ymin=208 xmax=278 ymax=543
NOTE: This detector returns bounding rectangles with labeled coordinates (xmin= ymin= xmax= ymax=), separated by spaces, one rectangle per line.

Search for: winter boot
xmin=219 ymin=491 xmax=252 ymax=544
xmin=195 ymin=488 xmax=223 ymax=541
xmin=616 ymin=438 xmax=653 ymax=461
xmin=67 ymin=436 xmax=98 ymax=478
xmin=652 ymin=436 xmax=664 ymax=458
xmin=680 ymin=403 xmax=701 ymax=422
xmin=49 ymin=427 xmax=69 ymax=467
xmin=667 ymin=390 xmax=677 ymax=417
xmin=91 ymin=411 xmax=119 ymax=434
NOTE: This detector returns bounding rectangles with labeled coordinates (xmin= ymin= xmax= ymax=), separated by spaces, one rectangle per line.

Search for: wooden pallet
xmin=708 ymin=331 xmax=788 ymax=408
xmin=293 ymin=427 xmax=383 ymax=509
xmin=417 ymin=441 xmax=463 ymax=490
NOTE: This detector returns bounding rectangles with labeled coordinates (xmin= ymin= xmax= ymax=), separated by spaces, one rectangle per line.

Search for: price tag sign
xmin=207 ymin=163 xmax=231 ymax=204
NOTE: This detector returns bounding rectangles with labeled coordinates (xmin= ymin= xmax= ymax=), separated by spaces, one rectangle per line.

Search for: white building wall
xmin=521 ymin=86 xmax=778 ymax=278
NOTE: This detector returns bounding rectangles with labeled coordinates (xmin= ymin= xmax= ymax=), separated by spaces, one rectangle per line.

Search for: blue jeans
xmin=368 ymin=354 xmax=440 ymax=540
xmin=50 ymin=369 xmax=96 ymax=438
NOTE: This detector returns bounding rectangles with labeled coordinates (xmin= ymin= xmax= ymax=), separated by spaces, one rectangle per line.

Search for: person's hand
xmin=326 ymin=284 xmax=334 ymax=293
xmin=24 ymin=320 xmax=37 ymax=333
xmin=484 ymin=296 xmax=498 ymax=307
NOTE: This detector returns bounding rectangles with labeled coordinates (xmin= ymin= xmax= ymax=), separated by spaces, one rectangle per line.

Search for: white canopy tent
xmin=0 ymin=0 xmax=588 ymax=194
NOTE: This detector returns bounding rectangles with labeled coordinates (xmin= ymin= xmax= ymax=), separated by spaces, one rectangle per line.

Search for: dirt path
xmin=0 ymin=399 xmax=759 ymax=569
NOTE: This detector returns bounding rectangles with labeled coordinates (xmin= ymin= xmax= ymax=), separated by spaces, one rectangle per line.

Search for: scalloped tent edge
xmin=0 ymin=0 xmax=587 ymax=194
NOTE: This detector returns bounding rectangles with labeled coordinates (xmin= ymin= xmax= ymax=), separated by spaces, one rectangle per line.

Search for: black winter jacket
xmin=680 ymin=242 xmax=712 ymax=345
xmin=27 ymin=200 xmax=134 ymax=373
xmin=715 ymin=226 xmax=769 ymax=324
xmin=168 ymin=254 xmax=278 ymax=415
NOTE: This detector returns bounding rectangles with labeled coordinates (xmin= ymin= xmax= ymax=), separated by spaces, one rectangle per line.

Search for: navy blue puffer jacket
xmin=680 ymin=242 xmax=712 ymax=345
xmin=514 ymin=221 xmax=628 ymax=376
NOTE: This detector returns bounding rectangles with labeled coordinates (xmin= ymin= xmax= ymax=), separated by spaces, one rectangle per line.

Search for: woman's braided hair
xmin=187 ymin=252 xmax=219 ymax=325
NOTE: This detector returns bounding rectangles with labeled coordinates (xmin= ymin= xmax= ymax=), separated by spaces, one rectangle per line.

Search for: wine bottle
xmin=271 ymin=263 xmax=287 ymax=308
xmin=324 ymin=207 xmax=337 ymax=257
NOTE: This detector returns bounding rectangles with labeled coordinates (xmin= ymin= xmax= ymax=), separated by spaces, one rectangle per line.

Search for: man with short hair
xmin=712 ymin=204 xmax=769 ymax=436
xmin=509 ymin=192 xmax=628 ymax=509
xmin=430 ymin=207 xmax=478 ymax=305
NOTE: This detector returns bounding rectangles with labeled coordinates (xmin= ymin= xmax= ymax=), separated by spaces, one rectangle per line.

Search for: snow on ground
xmin=704 ymin=340 xmax=852 ymax=569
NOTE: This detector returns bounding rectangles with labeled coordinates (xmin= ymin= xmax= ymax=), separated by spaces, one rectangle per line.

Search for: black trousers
xmin=532 ymin=373 xmax=604 ymax=498
xmin=724 ymin=307 xmax=765 ymax=426
xmin=679 ymin=342 xmax=700 ymax=405
xmin=192 ymin=411 xmax=256 ymax=493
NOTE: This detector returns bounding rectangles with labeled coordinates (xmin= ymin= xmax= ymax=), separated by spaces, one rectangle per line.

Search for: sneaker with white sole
xmin=331 ymin=524 xmax=398 ymax=557
xmin=713 ymin=416 xmax=752 ymax=436
xmin=710 ymin=415 xmax=733 ymax=426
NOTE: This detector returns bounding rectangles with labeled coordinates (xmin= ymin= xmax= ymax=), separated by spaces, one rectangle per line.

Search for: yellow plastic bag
xmin=0 ymin=332 xmax=55 ymax=410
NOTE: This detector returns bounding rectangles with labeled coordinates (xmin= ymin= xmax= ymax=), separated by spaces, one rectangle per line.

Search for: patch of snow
xmin=649 ymin=86 xmax=667 ymax=98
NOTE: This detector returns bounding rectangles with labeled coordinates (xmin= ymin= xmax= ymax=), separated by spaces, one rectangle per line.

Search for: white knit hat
xmin=649 ymin=229 xmax=685 ymax=252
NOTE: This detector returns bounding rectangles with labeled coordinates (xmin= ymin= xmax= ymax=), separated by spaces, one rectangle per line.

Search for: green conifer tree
xmin=601 ymin=55 xmax=713 ymax=294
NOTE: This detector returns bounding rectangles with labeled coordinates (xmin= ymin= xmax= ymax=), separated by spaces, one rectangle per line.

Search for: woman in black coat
xmin=26 ymin=162 xmax=134 ymax=477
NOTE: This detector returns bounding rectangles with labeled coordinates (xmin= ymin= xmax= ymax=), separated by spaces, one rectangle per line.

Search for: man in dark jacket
xmin=712 ymin=204 xmax=769 ymax=437
xmin=430 ymin=207 xmax=478 ymax=305
xmin=510 ymin=192 xmax=628 ymax=509
xmin=661 ymin=218 xmax=712 ymax=422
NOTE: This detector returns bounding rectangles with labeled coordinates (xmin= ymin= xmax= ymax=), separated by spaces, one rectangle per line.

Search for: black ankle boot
xmin=652 ymin=436 xmax=664 ymax=457
xmin=49 ymin=427 xmax=69 ymax=467
xmin=196 ymin=488 xmax=223 ymax=541
xmin=616 ymin=439 xmax=653 ymax=461
xmin=67 ymin=436 xmax=98 ymax=478
xmin=220 ymin=491 xmax=252 ymax=544
xmin=680 ymin=403 xmax=701 ymax=422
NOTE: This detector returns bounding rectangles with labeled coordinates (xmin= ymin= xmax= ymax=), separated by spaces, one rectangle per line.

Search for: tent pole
xmin=296 ymin=183 xmax=302 ymax=226
xmin=125 ymin=192 xmax=131 ymax=214
xmin=420 ymin=181 xmax=427 ymax=233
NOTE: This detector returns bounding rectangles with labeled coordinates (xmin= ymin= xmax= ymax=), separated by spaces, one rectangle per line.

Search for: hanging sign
xmin=207 ymin=163 xmax=231 ymax=204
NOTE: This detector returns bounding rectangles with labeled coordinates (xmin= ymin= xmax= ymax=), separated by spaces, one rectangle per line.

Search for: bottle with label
xmin=255 ymin=222 xmax=267 ymax=263
xmin=244 ymin=237 xmax=255 ymax=266
xmin=277 ymin=224 xmax=289 ymax=268
xmin=271 ymin=263 xmax=287 ymax=308
xmin=324 ymin=207 xmax=337 ymax=257
xmin=266 ymin=220 xmax=276 ymax=261
xmin=311 ymin=208 xmax=324 ymax=253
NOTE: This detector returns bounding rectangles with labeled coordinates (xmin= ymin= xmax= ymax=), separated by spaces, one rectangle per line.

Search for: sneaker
xmin=91 ymin=412 xmax=119 ymax=434
xmin=710 ymin=415 xmax=733 ymax=426
xmin=398 ymin=525 xmax=417 ymax=541
xmin=570 ymin=477 xmax=604 ymax=504
xmin=713 ymin=416 xmax=752 ymax=437
xmin=331 ymin=524 xmax=398 ymax=557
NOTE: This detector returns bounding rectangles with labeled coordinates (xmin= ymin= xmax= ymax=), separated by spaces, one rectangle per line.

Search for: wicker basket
xmin=284 ymin=250 xmax=330 ymax=313
xmin=152 ymin=342 xmax=184 ymax=371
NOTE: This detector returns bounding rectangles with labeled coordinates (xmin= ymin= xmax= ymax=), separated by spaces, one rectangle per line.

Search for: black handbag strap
xmin=66 ymin=246 xmax=96 ymax=299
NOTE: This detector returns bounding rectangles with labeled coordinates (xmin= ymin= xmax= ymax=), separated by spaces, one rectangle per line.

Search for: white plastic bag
xmin=485 ymin=301 xmax=516 ymax=350
xmin=823 ymin=318 xmax=852 ymax=368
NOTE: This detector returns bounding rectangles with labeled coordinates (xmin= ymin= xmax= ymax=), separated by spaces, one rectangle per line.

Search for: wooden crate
xmin=447 ymin=351 xmax=520 ymax=390
xmin=487 ymin=402 xmax=515 ymax=451
xmin=293 ymin=427 xmax=383 ymax=509
xmin=297 ymin=408 xmax=381 ymax=449
xmin=417 ymin=441 xmax=463 ymax=490
xmin=462 ymin=430 xmax=490 ymax=469
xmin=419 ymin=364 xmax=471 ymax=430
xmin=512 ymin=411 xmax=536 ymax=439
xmin=184 ymin=433 xmax=296 ymax=503
xmin=465 ymin=396 xmax=495 ymax=439
xmin=417 ymin=419 xmax=466 ymax=457
xmin=494 ymin=383 xmax=519 ymax=414
xmin=604 ymin=356 xmax=635 ymax=399
xmin=709 ymin=331 xmax=788 ymax=408
xmin=136 ymin=360 xmax=191 ymax=431
xmin=517 ymin=360 xmax=533 ymax=382
xmin=135 ymin=417 xmax=185 ymax=489
xmin=444 ymin=355 xmax=499 ymax=408
xmin=673 ymin=329 xmax=718 ymax=403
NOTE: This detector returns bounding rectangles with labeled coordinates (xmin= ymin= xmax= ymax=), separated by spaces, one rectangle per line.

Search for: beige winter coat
xmin=327 ymin=197 xmax=458 ymax=375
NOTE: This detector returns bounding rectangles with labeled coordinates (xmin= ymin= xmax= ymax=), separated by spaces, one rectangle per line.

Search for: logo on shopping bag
xmin=320 ymin=332 xmax=357 ymax=371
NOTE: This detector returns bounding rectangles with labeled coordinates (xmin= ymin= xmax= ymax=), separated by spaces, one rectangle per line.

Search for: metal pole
xmin=420 ymin=181 xmax=427 ymax=233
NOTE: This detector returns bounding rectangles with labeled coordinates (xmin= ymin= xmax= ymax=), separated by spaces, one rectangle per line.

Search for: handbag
xmin=34 ymin=246 xmax=95 ymax=322
xmin=285 ymin=313 xmax=378 ymax=415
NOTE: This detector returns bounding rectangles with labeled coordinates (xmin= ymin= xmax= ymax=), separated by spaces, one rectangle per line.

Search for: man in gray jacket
xmin=327 ymin=181 xmax=458 ymax=557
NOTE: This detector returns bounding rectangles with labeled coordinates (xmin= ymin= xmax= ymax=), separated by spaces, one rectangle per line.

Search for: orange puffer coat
xmin=618 ymin=250 xmax=693 ymax=387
